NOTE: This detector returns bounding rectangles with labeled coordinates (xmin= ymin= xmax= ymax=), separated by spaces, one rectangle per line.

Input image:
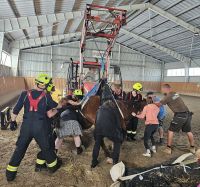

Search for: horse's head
xmin=116 ymin=100 xmax=133 ymax=121
xmin=117 ymin=98 xmax=147 ymax=122
xmin=129 ymin=98 xmax=147 ymax=115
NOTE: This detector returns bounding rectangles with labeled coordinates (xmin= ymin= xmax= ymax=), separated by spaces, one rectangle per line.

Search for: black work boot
xmin=126 ymin=133 xmax=132 ymax=141
xmin=6 ymin=170 xmax=17 ymax=182
xmin=48 ymin=158 xmax=62 ymax=173
xmin=130 ymin=134 xmax=136 ymax=141
xmin=91 ymin=160 xmax=99 ymax=168
xmin=77 ymin=146 xmax=83 ymax=155
xmin=35 ymin=163 xmax=47 ymax=172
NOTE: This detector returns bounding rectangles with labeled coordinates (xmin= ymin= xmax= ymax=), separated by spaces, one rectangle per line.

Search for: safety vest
xmin=27 ymin=90 xmax=46 ymax=112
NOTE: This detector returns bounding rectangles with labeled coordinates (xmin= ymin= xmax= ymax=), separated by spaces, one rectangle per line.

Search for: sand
xmin=0 ymin=95 xmax=200 ymax=187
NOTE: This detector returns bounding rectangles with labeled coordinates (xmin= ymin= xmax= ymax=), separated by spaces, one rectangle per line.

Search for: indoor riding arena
xmin=0 ymin=0 xmax=200 ymax=187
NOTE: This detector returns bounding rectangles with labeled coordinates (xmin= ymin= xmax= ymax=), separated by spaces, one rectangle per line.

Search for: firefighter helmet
xmin=133 ymin=82 xmax=143 ymax=91
xmin=35 ymin=73 xmax=52 ymax=86
xmin=73 ymin=89 xmax=83 ymax=96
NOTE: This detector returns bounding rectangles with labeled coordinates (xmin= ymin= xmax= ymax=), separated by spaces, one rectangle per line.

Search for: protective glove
xmin=10 ymin=121 xmax=17 ymax=131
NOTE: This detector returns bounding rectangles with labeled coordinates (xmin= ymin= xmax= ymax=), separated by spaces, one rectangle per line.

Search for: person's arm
xmin=45 ymin=94 xmax=59 ymax=118
xmin=56 ymin=101 xmax=62 ymax=109
xmin=68 ymin=100 xmax=80 ymax=106
xmin=11 ymin=91 xmax=27 ymax=130
xmin=47 ymin=108 xmax=58 ymax=118
xmin=12 ymin=91 xmax=27 ymax=120
xmin=46 ymin=93 xmax=58 ymax=109
xmin=156 ymin=95 xmax=170 ymax=107
xmin=133 ymin=106 xmax=147 ymax=119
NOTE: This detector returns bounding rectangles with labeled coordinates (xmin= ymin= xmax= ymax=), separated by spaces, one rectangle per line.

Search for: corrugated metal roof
xmin=40 ymin=0 xmax=56 ymax=15
xmin=14 ymin=0 xmax=35 ymax=17
xmin=0 ymin=0 xmax=15 ymax=18
xmin=0 ymin=0 xmax=200 ymax=63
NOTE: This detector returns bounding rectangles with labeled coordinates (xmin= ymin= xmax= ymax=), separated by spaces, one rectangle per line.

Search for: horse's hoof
xmin=106 ymin=157 xmax=113 ymax=164
xmin=91 ymin=160 xmax=99 ymax=168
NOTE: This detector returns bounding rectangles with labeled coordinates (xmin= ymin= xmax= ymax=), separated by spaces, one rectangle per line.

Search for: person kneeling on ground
xmin=6 ymin=74 xmax=62 ymax=182
xmin=91 ymin=100 xmax=124 ymax=168
xmin=132 ymin=97 xmax=159 ymax=157
xmin=55 ymin=90 xmax=84 ymax=155
xmin=146 ymin=91 xmax=166 ymax=145
xmin=155 ymin=84 xmax=195 ymax=154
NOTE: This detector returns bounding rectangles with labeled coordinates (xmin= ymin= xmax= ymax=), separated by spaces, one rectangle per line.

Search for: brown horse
xmin=79 ymin=95 xmax=146 ymax=157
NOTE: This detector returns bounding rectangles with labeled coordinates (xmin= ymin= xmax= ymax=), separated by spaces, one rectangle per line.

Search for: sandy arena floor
xmin=0 ymin=95 xmax=200 ymax=187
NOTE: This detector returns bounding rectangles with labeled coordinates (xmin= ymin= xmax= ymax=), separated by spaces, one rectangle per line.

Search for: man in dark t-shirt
xmin=156 ymin=84 xmax=195 ymax=154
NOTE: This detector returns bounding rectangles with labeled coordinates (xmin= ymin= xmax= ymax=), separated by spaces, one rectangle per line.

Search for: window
xmin=189 ymin=67 xmax=200 ymax=76
xmin=0 ymin=51 xmax=11 ymax=67
xmin=167 ymin=68 xmax=185 ymax=76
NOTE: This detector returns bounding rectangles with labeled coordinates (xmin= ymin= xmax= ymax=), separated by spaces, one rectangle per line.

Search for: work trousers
xmin=36 ymin=123 xmax=56 ymax=165
xmin=8 ymin=113 xmax=57 ymax=169
xmin=127 ymin=116 xmax=138 ymax=135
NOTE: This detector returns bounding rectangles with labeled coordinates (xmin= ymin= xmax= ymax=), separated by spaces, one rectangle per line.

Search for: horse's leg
xmin=101 ymin=139 xmax=111 ymax=158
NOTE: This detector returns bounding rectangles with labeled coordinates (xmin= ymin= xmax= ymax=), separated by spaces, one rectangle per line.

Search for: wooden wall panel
xmin=52 ymin=78 xmax=66 ymax=91
xmin=23 ymin=77 xmax=35 ymax=89
xmin=0 ymin=76 xmax=25 ymax=107
xmin=0 ymin=76 xmax=25 ymax=97
xmin=161 ymin=82 xmax=200 ymax=97
xmin=1 ymin=76 xmax=200 ymax=106
xmin=123 ymin=81 xmax=161 ymax=92
xmin=24 ymin=77 xmax=66 ymax=92
xmin=23 ymin=78 xmax=161 ymax=93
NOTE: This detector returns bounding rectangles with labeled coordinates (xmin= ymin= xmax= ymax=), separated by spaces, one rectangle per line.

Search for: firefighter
xmin=125 ymin=83 xmax=143 ymax=141
xmin=35 ymin=82 xmax=60 ymax=172
xmin=6 ymin=74 xmax=62 ymax=181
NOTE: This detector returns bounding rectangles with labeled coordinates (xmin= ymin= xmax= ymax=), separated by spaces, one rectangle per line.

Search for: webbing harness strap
xmin=27 ymin=90 xmax=46 ymax=112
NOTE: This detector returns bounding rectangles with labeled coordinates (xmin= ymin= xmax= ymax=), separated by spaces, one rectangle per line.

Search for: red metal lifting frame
xmin=79 ymin=4 xmax=126 ymax=85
